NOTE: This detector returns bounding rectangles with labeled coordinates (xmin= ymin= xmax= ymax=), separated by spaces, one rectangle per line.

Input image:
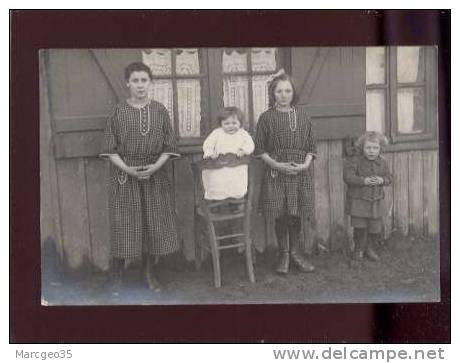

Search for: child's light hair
xmin=355 ymin=131 xmax=389 ymax=152
xmin=216 ymin=106 xmax=245 ymax=127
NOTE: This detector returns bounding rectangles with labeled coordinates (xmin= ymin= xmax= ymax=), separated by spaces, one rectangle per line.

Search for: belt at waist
xmin=271 ymin=149 xmax=307 ymax=162
xmin=121 ymin=154 xmax=160 ymax=166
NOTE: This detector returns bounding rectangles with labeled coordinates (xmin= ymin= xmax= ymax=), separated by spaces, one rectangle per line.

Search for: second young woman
xmin=254 ymin=71 xmax=317 ymax=274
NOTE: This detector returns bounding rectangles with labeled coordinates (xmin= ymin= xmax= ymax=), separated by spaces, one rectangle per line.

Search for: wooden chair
xmin=192 ymin=154 xmax=256 ymax=288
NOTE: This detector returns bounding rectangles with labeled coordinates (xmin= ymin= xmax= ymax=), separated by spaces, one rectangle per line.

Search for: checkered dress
xmin=101 ymin=100 xmax=180 ymax=260
xmin=254 ymin=107 xmax=317 ymax=223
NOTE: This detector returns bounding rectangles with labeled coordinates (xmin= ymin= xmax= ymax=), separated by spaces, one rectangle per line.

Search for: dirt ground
xmin=42 ymin=234 xmax=440 ymax=305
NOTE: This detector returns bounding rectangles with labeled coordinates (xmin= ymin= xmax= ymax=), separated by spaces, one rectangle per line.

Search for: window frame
xmin=203 ymin=47 xmax=289 ymax=140
xmin=220 ymin=47 xmax=287 ymax=133
xmin=389 ymin=46 xmax=437 ymax=143
xmin=365 ymin=47 xmax=391 ymax=135
xmin=144 ymin=48 xmax=210 ymax=146
xmin=365 ymin=46 xmax=438 ymax=145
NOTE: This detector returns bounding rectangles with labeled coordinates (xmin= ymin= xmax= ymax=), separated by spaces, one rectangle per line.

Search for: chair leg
xmin=207 ymin=221 xmax=221 ymax=288
xmin=194 ymin=215 xmax=203 ymax=271
xmin=194 ymin=247 xmax=202 ymax=270
xmin=245 ymin=238 xmax=255 ymax=283
xmin=243 ymin=208 xmax=255 ymax=283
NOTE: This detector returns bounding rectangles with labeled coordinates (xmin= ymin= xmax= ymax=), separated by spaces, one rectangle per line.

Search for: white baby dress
xmin=202 ymin=128 xmax=255 ymax=200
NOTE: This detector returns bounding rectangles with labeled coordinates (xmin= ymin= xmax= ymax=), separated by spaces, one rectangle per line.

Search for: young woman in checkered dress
xmin=100 ymin=62 xmax=180 ymax=291
xmin=254 ymin=71 xmax=317 ymax=275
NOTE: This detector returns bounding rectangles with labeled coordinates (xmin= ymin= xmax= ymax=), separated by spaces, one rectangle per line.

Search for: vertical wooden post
xmin=423 ymin=150 xmax=439 ymax=237
xmin=383 ymin=153 xmax=394 ymax=239
xmin=408 ymin=151 xmax=424 ymax=235
xmin=314 ymin=141 xmax=331 ymax=249
xmin=85 ymin=158 xmax=110 ymax=271
xmin=174 ymin=156 xmax=196 ymax=262
xmin=328 ymin=140 xmax=346 ymax=251
xmin=56 ymin=159 xmax=92 ymax=269
xmin=393 ymin=152 xmax=410 ymax=236
xmin=39 ymin=50 xmax=64 ymax=258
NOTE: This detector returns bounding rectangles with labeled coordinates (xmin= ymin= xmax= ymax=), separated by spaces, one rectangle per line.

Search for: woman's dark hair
xmin=216 ymin=106 xmax=245 ymax=126
xmin=268 ymin=73 xmax=298 ymax=107
xmin=124 ymin=62 xmax=154 ymax=81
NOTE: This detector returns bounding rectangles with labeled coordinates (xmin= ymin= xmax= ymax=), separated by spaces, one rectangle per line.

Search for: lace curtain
xmin=222 ymin=48 xmax=277 ymax=129
xmin=396 ymin=47 xmax=425 ymax=134
xmin=142 ymin=48 xmax=202 ymax=137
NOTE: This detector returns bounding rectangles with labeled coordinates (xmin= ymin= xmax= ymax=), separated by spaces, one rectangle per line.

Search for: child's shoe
xmin=365 ymin=233 xmax=381 ymax=261
xmin=353 ymin=249 xmax=364 ymax=261
xmin=365 ymin=246 xmax=380 ymax=261
xmin=352 ymin=228 xmax=366 ymax=261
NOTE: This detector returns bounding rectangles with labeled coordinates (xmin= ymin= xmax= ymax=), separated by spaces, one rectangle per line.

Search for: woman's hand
xmin=124 ymin=166 xmax=143 ymax=179
xmin=274 ymin=160 xmax=311 ymax=175
xmin=136 ymin=164 xmax=160 ymax=180
xmin=271 ymin=161 xmax=299 ymax=175
xmin=291 ymin=160 xmax=312 ymax=172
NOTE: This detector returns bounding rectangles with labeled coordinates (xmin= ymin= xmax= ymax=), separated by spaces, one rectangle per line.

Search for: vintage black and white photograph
xmin=39 ymin=46 xmax=440 ymax=305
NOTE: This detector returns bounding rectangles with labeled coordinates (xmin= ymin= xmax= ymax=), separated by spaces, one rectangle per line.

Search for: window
xmin=142 ymin=47 xmax=284 ymax=143
xmin=142 ymin=48 xmax=208 ymax=139
xmin=222 ymin=48 xmax=279 ymax=132
xmin=365 ymin=46 xmax=437 ymax=143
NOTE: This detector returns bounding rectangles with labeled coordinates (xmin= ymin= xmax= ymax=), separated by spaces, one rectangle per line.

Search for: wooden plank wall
xmin=394 ymin=152 xmax=410 ymax=236
xmin=39 ymin=51 xmax=64 ymax=257
xmin=383 ymin=153 xmax=394 ymax=239
xmin=423 ymin=150 xmax=439 ymax=236
xmin=408 ymin=151 xmax=424 ymax=235
xmin=56 ymin=159 xmax=92 ymax=269
xmin=385 ymin=150 xmax=439 ymax=239
xmin=41 ymin=143 xmax=440 ymax=271
xmin=314 ymin=142 xmax=331 ymax=248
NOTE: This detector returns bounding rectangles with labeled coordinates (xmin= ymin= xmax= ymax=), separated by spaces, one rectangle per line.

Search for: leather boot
xmin=290 ymin=247 xmax=315 ymax=272
xmin=353 ymin=228 xmax=365 ymax=260
xmin=365 ymin=233 xmax=381 ymax=261
xmin=110 ymin=258 xmax=123 ymax=291
xmin=275 ymin=217 xmax=290 ymax=274
xmin=276 ymin=250 xmax=290 ymax=275
xmin=289 ymin=218 xmax=315 ymax=272
xmin=145 ymin=256 xmax=162 ymax=292
xmin=275 ymin=235 xmax=290 ymax=275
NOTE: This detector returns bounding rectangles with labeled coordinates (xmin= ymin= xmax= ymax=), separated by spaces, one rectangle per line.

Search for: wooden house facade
xmin=39 ymin=47 xmax=439 ymax=271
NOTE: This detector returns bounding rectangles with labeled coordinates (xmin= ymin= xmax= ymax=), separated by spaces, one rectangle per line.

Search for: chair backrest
xmin=191 ymin=154 xmax=253 ymax=211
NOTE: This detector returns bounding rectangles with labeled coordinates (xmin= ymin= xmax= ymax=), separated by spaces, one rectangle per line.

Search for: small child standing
xmin=202 ymin=107 xmax=255 ymax=201
xmin=343 ymin=131 xmax=393 ymax=261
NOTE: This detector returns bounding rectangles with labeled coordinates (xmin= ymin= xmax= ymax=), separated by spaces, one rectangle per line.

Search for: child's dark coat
xmin=343 ymin=154 xmax=392 ymax=218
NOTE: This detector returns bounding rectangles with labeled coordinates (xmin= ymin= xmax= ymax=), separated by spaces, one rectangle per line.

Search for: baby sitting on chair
xmin=202 ymin=107 xmax=255 ymax=205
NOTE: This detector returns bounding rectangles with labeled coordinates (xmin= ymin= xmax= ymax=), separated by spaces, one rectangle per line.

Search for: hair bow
xmin=266 ymin=68 xmax=286 ymax=84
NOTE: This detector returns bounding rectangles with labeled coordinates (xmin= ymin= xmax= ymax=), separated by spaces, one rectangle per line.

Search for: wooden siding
xmin=41 ymin=142 xmax=440 ymax=270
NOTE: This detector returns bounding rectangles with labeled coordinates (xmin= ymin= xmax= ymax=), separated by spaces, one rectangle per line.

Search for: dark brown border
xmin=10 ymin=9 xmax=450 ymax=343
